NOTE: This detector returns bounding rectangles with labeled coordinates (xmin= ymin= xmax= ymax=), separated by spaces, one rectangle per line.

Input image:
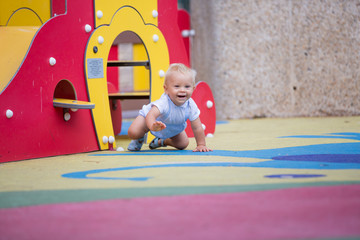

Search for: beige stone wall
xmin=190 ymin=0 xmax=360 ymax=119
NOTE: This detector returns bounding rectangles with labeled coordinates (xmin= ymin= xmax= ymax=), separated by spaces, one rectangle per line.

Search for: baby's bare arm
xmin=146 ymin=106 xmax=166 ymax=132
xmin=190 ymin=118 xmax=212 ymax=152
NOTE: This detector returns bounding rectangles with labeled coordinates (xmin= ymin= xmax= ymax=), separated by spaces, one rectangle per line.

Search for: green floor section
xmin=1 ymin=181 xmax=359 ymax=208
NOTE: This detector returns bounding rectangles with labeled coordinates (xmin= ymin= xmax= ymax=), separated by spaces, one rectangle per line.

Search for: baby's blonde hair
xmin=164 ymin=63 xmax=197 ymax=85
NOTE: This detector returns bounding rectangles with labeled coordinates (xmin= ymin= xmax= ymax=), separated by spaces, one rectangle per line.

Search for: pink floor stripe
xmin=1 ymin=185 xmax=360 ymax=240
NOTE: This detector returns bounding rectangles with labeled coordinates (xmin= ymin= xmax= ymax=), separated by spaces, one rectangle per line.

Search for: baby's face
xmin=164 ymin=73 xmax=195 ymax=106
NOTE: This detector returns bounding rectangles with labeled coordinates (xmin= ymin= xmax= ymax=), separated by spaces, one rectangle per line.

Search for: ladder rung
xmin=108 ymin=92 xmax=150 ymax=100
xmin=107 ymin=61 xmax=149 ymax=67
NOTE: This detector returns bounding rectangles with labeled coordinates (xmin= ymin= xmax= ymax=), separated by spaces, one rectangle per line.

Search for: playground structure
xmin=0 ymin=0 xmax=216 ymax=163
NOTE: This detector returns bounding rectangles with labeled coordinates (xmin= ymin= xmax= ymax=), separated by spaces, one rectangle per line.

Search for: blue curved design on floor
xmin=62 ymin=133 xmax=360 ymax=181
xmin=62 ymin=158 xmax=359 ymax=181
xmin=264 ymin=174 xmax=326 ymax=179
xmin=279 ymin=132 xmax=360 ymax=141
xmin=273 ymin=154 xmax=360 ymax=163
xmin=91 ymin=142 xmax=360 ymax=162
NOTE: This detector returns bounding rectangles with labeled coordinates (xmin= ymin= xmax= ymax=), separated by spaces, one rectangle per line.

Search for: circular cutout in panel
xmin=53 ymin=79 xmax=76 ymax=100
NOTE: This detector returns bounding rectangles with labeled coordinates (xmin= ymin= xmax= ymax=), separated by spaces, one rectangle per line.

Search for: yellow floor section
xmin=0 ymin=116 xmax=359 ymax=193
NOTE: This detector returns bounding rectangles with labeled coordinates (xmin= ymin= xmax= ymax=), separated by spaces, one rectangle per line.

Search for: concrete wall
xmin=190 ymin=0 xmax=360 ymax=119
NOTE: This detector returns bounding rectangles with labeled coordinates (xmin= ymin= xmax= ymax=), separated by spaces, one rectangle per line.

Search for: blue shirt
xmin=139 ymin=93 xmax=200 ymax=139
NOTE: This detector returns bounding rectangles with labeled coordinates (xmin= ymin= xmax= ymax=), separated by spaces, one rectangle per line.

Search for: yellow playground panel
xmin=85 ymin=2 xmax=170 ymax=149
xmin=0 ymin=0 xmax=51 ymax=94
xmin=0 ymin=27 xmax=39 ymax=94
xmin=133 ymin=43 xmax=150 ymax=92
xmin=0 ymin=0 xmax=51 ymax=26
xmin=93 ymin=0 xmax=158 ymax=28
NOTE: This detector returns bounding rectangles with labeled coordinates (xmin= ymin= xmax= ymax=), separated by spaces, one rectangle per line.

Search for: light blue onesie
xmin=139 ymin=93 xmax=200 ymax=139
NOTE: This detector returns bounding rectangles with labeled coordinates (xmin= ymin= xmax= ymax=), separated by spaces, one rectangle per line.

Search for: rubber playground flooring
xmin=0 ymin=117 xmax=360 ymax=240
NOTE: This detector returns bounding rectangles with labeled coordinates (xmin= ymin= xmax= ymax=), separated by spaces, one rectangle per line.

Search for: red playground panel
xmin=186 ymin=81 xmax=216 ymax=137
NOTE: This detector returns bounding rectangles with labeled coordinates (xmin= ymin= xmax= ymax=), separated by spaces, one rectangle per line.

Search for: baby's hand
xmin=193 ymin=145 xmax=212 ymax=152
xmin=151 ymin=121 xmax=166 ymax=131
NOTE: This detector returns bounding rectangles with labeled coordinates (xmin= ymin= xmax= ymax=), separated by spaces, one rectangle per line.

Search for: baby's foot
xmin=127 ymin=137 xmax=145 ymax=151
xmin=149 ymin=138 xmax=166 ymax=150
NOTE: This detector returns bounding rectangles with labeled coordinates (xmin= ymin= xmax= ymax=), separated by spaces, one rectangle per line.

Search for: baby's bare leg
xmin=128 ymin=116 xmax=149 ymax=140
xmin=165 ymin=131 xmax=189 ymax=150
